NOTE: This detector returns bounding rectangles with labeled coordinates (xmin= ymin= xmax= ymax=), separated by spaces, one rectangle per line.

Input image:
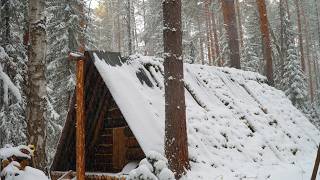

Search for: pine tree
xmin=242 ymin=0 xmax=262 ymax=72
xmin=143 ymin=0 xmax=163 ymax=56
xmin=282 ymin=15 xmax=308 ymax=110
xmin=0 ymin=0 xmax=28 ymax=147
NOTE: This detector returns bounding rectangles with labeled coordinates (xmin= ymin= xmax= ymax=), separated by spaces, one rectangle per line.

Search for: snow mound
xmin=1 ymin=162 xmax=48 ymax=180
xmin=128 ymin=151 xmax=174 ymax=180
xmin=93 ymin=53 xmax=320 ymax=179
xmin=0 ymin=145 xmax=32 ymax=160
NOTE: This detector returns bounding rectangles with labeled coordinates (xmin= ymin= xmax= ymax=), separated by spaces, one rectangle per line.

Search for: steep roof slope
xmin=93 ymin=52 xmax=320 ymax=179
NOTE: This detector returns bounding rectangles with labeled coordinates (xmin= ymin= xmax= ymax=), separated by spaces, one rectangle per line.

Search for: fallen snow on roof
xmin=93 ymin=53 xmax=320 ymax=180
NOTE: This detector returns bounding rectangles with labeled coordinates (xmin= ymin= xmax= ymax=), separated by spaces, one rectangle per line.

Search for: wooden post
xmin=311 ymin=145 xmax=320 ymax=180
xmin=76 ymin=58 xmax=85 ymax=180
xmin=69 ymin=52 xmax=86 ymax=180
xmin=75 ymin=0 xmax=86 ymax=179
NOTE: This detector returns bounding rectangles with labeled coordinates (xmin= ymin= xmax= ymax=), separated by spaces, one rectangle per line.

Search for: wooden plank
xmin=126 ymin=147 xmax=145 ymax=161
xmin=126 ymin=137 xmax=139 ymax=148
xmin=112 ymin=127 xmax=127 ymax=170
xmin=98 ymin=135 xmax=113 ymax=144
xmin=108 ymin=109 xmax=123 ymax=119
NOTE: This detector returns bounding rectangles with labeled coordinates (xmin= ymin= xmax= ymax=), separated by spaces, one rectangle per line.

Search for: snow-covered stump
xmin=0 ymin=145 xmax=48 ymax=180
xmin=128 ymin=151 xmax=174 ymax=180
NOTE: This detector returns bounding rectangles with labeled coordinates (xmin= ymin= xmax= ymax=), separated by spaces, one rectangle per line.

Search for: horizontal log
xmin=94 ymin=153 xmax=113 ymax=162
xmin=50 ymin=171 xmax=126 ymax=180
xmin=94 ymin=145 xmax=113 ymax=154
xmin=98 ymin=135 xmax=113 ymax=144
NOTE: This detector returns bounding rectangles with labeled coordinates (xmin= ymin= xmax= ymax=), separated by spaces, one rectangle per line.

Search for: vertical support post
xmin=76 ymin=0 xmax=86 ymax=179
xmin=311 ymin=145 xmax=320 ymax=180
xmin=76 ymin=58 xmax=85 ymax=180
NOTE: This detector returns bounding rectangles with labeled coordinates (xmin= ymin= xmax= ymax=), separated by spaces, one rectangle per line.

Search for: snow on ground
xmin=93 ymin=53 xmax=320 ymax=180
xmin=1 ymin=162 xmax=48 ymax=180
xmin=0 ymin=145 xmax=48 ymax=180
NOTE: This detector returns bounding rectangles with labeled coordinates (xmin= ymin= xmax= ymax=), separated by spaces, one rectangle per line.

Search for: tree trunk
xmin=285 ymin=0 xmax=291 ymax=20
xmin=204 ymin=0 xmax=213 ymax=65
xmin=279 ymin=0 xmax=287 ymax=78
xmin=207 ymin=0 xmax=215 ymax=65
xmin=197 ymin=15 xmax=205 ymax=65
xmin=315 ymin=0 xmax=320 ymax=48
xmin=211 ymin=6 xmax=222 ymax=66
xmin=27 ymin=0 xmax=47 ymax=169
xmin=313 ymin=58 xmax=319 ymax=95
xmin=256 ymin=0 xmax=273 ymax=84
xmin=221 ymin=0 xmax=241 ymax=69
xmin=132 ymin=0 xmax=137 ymax=53
xmin=301 ymin=3 xmax=314 ymax=102
xmin=127 ymin=0 xmax=132 ymax=55
xmin=294 ymin=0 xmax=306 ymax=72
xmin=163 ymin=0 xmax=189 ymax=178
xmin=235 ymin=0 xmax=244 ymax=48
xmin=142 ymin=0 xmax=147 ymax=55
xmin=117 ymin=0 xmax=121 ymax=52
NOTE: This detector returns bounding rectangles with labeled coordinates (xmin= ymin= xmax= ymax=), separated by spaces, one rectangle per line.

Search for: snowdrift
xmin=93 ymin=53 xmax=320 ymax=180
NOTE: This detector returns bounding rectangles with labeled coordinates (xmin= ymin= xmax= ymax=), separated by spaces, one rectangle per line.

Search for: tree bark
xmin=256 ymin=0 xmax=273 ymax=84
xmin=279 ymin=0 xmax=286 ymax=74
xmin=127 ymin=0 xmax=132 ymax=55
xmin=197 ymin=14 xmax=205 ymax=65
xmin=221 ymin=0 xmax=241 ymax=69
xmin=27 ymin=0 xmax=47 ymax=169
xmin=163 ymin=0 xmax=189 ymax=178
xmin=294 ymin=0 xmax=306 ymax=72
xmin=142 ymin=0 xmax=147 ymax=55
xmin=315 ymin=0 xmax=320 ymax=48
xmin=117 ymin=0 xmax=121 ymax=52
xmin=207 ymin=0 xmax=215 ymax=65
xmin=211 ymin=6 xmax=222 ymax=66
xmin=235 ymin=0 xmax=244 ymax=48
xmin=285 ymin=0 xmax=291 ymax=20
xmin=204 ymin=0 xmax=213 ymax=65
xmin=301 ymin=3 xmax=314 ymax=102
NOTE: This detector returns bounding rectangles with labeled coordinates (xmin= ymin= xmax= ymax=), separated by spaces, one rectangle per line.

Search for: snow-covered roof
xmin=92 ymin=52 xmax=320 ymax=179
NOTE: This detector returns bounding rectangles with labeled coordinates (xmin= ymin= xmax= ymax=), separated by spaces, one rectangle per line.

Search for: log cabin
xmin=50 ymin=52 xmax=143 ymax=180
xmin=50 ymin=51 xmax=320 ymax=180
